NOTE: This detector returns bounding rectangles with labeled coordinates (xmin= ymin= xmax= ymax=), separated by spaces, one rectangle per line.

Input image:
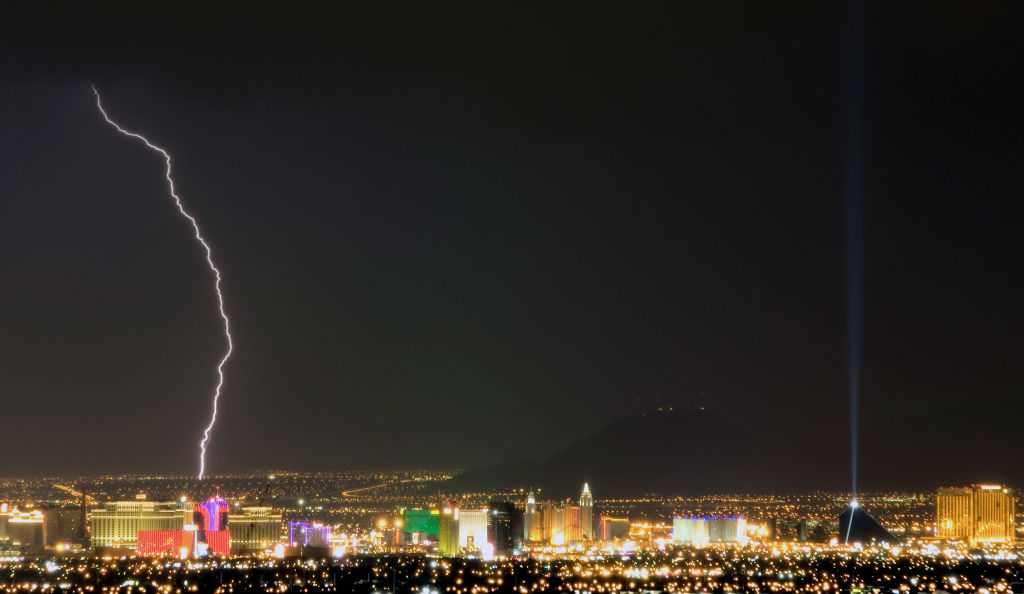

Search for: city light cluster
xmin=0 ymin=474 xmax=1018 ymax=591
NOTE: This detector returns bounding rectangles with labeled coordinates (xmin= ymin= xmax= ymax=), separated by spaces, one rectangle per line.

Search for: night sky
xmin=1 ymin=3 xmax=1021 ymax=478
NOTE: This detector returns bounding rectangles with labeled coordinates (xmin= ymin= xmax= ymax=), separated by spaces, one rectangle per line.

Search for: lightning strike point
xmin=91 ymin=85 xmax=233 ymax=480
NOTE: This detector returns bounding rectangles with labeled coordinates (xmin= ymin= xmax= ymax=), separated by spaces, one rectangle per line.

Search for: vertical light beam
xmin=840 ymin=0 xmax=868 ymax=505
xmin=92 ymin=85 xmax=232 ymax=480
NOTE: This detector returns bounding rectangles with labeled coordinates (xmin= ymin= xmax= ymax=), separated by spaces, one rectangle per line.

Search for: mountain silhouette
xmin=446 ymin=403 xmax=1023 ymax=496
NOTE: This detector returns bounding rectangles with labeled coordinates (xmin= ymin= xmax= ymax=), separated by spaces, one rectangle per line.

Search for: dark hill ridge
xmin=446 ymin=403 xmax=1024 ymax=496
xmin=448 ymin=408 xmax=805 ymax=496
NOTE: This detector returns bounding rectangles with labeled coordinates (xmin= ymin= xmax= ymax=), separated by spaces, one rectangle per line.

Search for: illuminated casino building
xmin=706 ymin=516 xmax=748 ymax=543
xmin=136 ymin=530 xmax=202 ymax=558
xmin=400 ymin=509 xmax=440 ymax=545
xmin=672 ymin=516 xmax=747 ymax=546
xmin=90 ymin=494 xmax=191 ymax=551
xmin=0 ymin=504 xmax=9 ymax=541
xmin=195 ymin=496 xmax=229 ymax=533
xmin=7 ymin=509 xmax=45 ymax=553
xmin=561 ymin=504 xmax=582 ymax=544
xmin=227 ymin=506 xmax=282 ymax=554
xmin=672 ymin=517 xmax=705 ymax=546
xmin=438 ymin=505 xmax=459 ymax=557
xmin=600 ymin=516 xmax=630 ymax=540
xmin=287 ymin=521 xmax=332 ymax=548
xmin=135 ymin=496 xmax=231 ymax=557
xmin=937 ymin=484 xmax=1016 ymax=544
xmin=509 ymin=484 xmax=598 ymax=546
xmin=539 ymin=501 xmax=560 ymax=543
xmin=839 ymin=503 xmax=899 ymax=546
xmin=456 ymin=509 xmax=487 ymax=551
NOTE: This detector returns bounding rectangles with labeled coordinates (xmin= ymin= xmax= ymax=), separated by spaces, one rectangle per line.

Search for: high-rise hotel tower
xmin=937 ymin=484 xmax=1016 ymax=544
xmin=579 ymin=482 xmax=594 ymax=540
xmin=523 ymin=489 xmax=542 ymax=542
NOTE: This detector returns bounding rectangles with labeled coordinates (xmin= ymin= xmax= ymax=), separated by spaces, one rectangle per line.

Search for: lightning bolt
xmin=92 ymin=85 xmax=232 ymax=480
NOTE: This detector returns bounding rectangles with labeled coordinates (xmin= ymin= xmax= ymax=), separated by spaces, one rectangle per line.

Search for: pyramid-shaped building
xmin=839 ymin=504 xmax=899 ymax=545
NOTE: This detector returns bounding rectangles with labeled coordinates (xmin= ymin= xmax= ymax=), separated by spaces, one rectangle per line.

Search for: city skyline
xmin=0 ymin=473 xmax=1017 ymax=552
xmin=0 ymin=471 xmax=1019 ymax=590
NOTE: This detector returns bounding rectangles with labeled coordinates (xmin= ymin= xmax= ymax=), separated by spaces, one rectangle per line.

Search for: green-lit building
xmin=400 ymin=509 xmax=440 ymax=545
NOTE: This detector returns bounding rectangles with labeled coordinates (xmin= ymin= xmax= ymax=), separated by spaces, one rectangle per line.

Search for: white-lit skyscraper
xmin=523 ymin=490 xmax=540 ymax=542
xmin=579 ymin=483 xmax=594 ymax=540
xmin=457 ymin=509 xmax=488 ymax=551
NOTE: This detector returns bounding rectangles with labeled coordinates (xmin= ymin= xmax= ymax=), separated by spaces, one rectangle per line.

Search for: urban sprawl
xmin=0 ymin=472 xmax=1021 ymax=592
